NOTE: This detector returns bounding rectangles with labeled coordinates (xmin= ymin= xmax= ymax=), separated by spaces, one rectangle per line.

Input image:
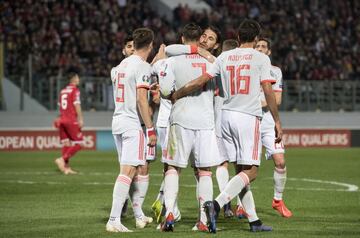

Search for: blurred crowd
xmin=1 ymin=0 xmax=360 ymax=81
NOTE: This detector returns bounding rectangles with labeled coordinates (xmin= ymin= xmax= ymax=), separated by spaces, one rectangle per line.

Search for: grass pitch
xmin=0 ymin=148 xmax=359 ymax=238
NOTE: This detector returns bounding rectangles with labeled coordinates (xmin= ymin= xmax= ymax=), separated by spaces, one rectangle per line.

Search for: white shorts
xmin=157 ymin=126 xmax=169 ymax=162
xmin=221 ymin=110 xmax=262 ymax=166
xmin=261 ymin=111 xmax=285 ymax=160
xmin=164 ymin=124 xmax=221 ymax=168
xmin=113 ymin=130 xmax=146 ymax=166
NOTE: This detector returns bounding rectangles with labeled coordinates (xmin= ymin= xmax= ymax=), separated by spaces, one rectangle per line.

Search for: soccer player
xmin=54 ymin=72 xmax=83 ymax=175
xmin=159 ymin=23 xmax=221 ymax=232
xmin=122 ymin=35 xmax=134 ymax=57
xmin=255 ymin=37 xmax=292 ymax=218
xmin=119 ymin=35 xmax=133 ymax=219
xmin=150 ymin=45 xmax=184 ymax=226
xmin=170 ymin=19 xmax=283 ymax=233
xmin=151 ymin=26 xmax=222 ymax=231
xmin=106 ymin=28 xmax=157 ymax=233
xmin=213 ymin=39 xmax=239 ymax=219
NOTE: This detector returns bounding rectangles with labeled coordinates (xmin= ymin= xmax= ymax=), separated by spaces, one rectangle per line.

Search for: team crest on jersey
xmin=142 ymin=75 xmax=150 ymax=83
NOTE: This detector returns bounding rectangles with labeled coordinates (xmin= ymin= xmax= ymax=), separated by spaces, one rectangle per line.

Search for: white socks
xmin=163 ymin=169 xmax=179 ymax=216
xmin=109 ymin=175 xmax=132 ymax=221
xmin=216 ymin=165 xmax=229 ymax=192
xmin=239 ymin=185 xmax=258 ymax=222
xmin=274 ymin=167 xmax=287 ymax=200
xmin=198 ymin=171 xmax=213 ymax=224
xmin=130 ymin=174 xmax=150 ymax=218
xmin=215 ymin=172 xmax=249 ymax=208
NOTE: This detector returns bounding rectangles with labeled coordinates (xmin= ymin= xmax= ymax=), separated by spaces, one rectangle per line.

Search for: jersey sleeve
xmin=110 ymin=67 xmax=116 ymax=83
xmin=260 ymin=55 xmax=276 ymax=84
xmin=165 ymin=44 xmax=197 ymax=57
xmin=159 ymin=58 xmax=176 ymax=97
xmin=206 ymin=53 xmax=222 ymax=78
xmin=73 ymin=88 xmax=81 ymax=105
xmin=272 ymin=67 xmax=283 ymax=92
xmin=136 ymin=63 xmax=151 ymax=89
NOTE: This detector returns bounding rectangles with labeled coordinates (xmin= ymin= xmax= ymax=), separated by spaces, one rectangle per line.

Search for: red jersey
xmin=58 ymin=83 xmax=81 ymax=122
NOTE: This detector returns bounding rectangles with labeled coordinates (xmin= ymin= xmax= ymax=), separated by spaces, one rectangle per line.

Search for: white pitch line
xmin=0 ymin=179 xmax=358 ymax=192
xmin=286 ymin=177 xmax=359 ymax=192
xmin=0 ymin=171 xmax=358 ymax=192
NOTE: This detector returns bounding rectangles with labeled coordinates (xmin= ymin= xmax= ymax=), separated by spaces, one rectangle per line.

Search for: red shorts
xmin=59 ymin=119 xmax=83 ymax=143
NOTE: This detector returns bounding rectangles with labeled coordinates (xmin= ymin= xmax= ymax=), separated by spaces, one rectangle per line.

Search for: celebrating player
xmin=106 ymin=28 xmax=156 ymax=233
xmin=151 ymin=25 xmax=222 ymax=231
xmin=171 ymin=19 xmax=283 ymax=233
xmin=159 ymin=23 xmax=221 ymax=232
xmin=54 ymin=72 xmax=83 ymax=175
xmin=255 ymin=37 xmax=292 ymax=218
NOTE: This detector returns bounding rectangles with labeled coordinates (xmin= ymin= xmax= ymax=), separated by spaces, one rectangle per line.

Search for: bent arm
xmin=172 ymin=74 xmax=212 ymax=101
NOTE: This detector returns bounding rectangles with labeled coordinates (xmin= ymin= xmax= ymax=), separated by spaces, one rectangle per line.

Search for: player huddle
xmin=54 ymin=19 xmax=292 ymax=234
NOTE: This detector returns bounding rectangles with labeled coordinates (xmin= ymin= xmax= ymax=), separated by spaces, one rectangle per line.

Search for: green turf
xmin=0 ymin=148 xmax=360 ymax=237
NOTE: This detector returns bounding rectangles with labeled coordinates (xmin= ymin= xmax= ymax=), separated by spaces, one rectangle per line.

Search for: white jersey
xmin=111 ymin=55 xmax=151 ymax=134
xmin=260 ymin=65 xmax=283 ymax=102
xmin=207 ymin=48 xmax=275 ymax=117
xmin=160 ymin=53 xmax=215 ymax=130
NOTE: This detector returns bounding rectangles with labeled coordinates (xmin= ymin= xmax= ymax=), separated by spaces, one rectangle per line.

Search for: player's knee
xmin=273 ymin=154 xmax=285 ymax=169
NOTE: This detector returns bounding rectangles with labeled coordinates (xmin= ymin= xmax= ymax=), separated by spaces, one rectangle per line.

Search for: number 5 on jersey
xmin=116 ymin=73 xmax=125 ymax=102
xmin=226 ymin=65 xmax=250 ymax=95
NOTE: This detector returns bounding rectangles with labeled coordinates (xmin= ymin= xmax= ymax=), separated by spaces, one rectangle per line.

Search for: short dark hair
xmin=258 ymin=37 xmax=272 ymax=50
xmin=181 ymin=23 xmax=202 ymax=42
xmin=132 ymin=28 xmax=154 ymax=50
xmin=67 ymin=71 xmax=78 ymax=81
xmin=222 ymin=39 xmax=239 ymax=52
xmin=237 ymin=19 xmax=261 ymax=44
xmin=124 ymin=35 xmax=133 ymax=46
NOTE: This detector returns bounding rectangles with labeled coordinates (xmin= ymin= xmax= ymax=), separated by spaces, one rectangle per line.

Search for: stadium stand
xmin=1 ymin=0 xmax=360 ymax=111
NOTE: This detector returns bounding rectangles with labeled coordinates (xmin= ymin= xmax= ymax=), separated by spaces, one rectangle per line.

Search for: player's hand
xmin=78 ymin=119 xmax=84 ymax=128
xmin=198 ymin=47 xmax=215 ymax=63
xmin=151 ymin=44 xmax=166 ymax=65
xmin=170 ymin=90 xmax=177 ymax=104
xmin=53 ymin=117 xmax=61 ymax=128
xmin=274 ymin=121 xmax=283 ymax=143
xmin=146 ymin=127 xmax=157 ymax=147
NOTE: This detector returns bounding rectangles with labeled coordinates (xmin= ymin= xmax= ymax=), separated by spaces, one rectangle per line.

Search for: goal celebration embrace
xmin=101 ymin=19 xmax=292 ymax=233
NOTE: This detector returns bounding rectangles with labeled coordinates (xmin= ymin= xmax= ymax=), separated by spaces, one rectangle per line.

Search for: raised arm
xmin=165 ymin=44 xmax=215 ymax=63
xmin=165 ymin=44 xmax=196 ymax=57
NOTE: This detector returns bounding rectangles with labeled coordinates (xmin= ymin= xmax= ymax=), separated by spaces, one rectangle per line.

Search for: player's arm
xmin=151 ymin=44 xmax=166 ymax=65
xmin=74 ymin=104 xmax=84 ymax=128
xmin=171 ymin=74 xmax=212 ymax=102
xmin=165 ymin=44 xmax=196 ymax=57
xmin=73 ymin=90 xmax=84 ymax=128
xmin=137 ymin=87 xmax=156 ymax=147
xmin=136 ymin=66 xmax=156 ymax=146
xmin=261 ymin=56 xmax=282 ymax=142
xmin=166 ymin=44 xmax=215 ymax=63
xmin=262 ymin=91 xmax=282 ymax=107
xmin=262 ymin=82 xmax=282 ymax=142
xmin=172 ymin=54 xmax=222 ymax=102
